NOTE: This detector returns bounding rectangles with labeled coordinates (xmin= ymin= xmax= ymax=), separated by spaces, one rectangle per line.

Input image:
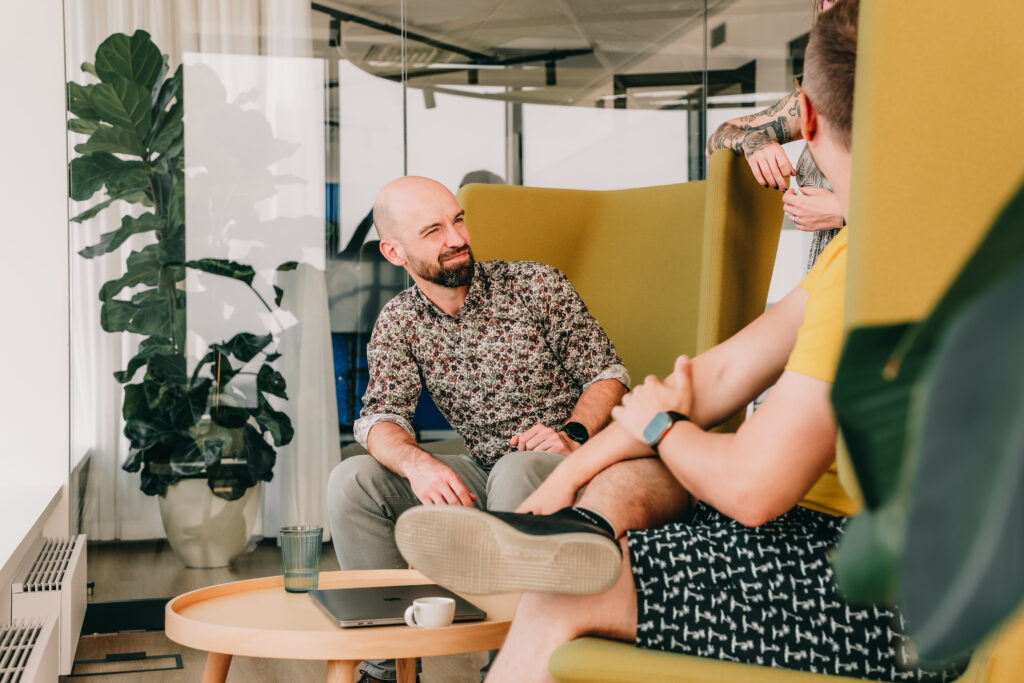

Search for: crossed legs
xmin=487 ymin=457 xmax=692 ymax=683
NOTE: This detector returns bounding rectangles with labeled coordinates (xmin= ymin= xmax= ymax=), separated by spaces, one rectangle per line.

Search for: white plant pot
xmin=158 ymin=479 xmax=260 ymax=568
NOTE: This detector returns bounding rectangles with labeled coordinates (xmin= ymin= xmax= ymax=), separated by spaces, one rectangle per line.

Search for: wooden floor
xmin=76 ymin=540 xmax=488 ymax=682
xmin=65 ymin=631 xmax=488 ymax=682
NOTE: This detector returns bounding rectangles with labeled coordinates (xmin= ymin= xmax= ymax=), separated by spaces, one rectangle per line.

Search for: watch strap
xmin=560 ymin=421 xmax=590 ymax=445
xmin=648 ymin=411 xmax=690 ymax=450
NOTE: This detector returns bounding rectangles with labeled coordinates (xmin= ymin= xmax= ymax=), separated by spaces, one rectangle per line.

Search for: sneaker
xmin=395 ymin=506 xmax=622 ymax=595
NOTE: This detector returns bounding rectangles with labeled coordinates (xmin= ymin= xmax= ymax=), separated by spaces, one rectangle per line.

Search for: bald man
xmin=327 ymin=176 xmax=628 ymax=681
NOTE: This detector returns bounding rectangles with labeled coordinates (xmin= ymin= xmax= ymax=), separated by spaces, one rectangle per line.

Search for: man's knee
xmin=328 ymin=454 xmax=396 ymax=513
xmin=486 ymin=451 xmax=563 ymax=510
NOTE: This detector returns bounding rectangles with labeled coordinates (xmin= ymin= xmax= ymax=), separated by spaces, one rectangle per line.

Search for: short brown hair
xmin=803 ymin=0 xmax=858 ymax=150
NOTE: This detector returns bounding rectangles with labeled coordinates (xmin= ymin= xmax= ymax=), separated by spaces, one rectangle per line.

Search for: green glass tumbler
xmin=280 ymin=525 xmax=323 ymax=593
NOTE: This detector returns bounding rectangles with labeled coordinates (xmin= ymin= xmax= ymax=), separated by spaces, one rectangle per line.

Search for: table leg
xmin=396 ymin=658 xmax=417 ymax=683
xmin=326 ymin=659 xmax=357 ymax=683
xmin=202 ymin=652 xmax=232 ymax=683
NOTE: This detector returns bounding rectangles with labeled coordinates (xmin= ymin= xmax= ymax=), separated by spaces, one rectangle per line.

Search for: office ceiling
xmin=312 ymin=0 xmax=814 ymax=108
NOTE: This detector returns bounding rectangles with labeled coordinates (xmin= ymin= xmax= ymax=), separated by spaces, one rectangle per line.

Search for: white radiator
xmin=10 ymin=536 xmax=86 ymax=677
xmin=0 ymin=618 xmax=58 ymax=683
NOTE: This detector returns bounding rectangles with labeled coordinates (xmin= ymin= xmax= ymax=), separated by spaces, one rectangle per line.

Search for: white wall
xmin=0 ymin=0 xmax=70 ymax=533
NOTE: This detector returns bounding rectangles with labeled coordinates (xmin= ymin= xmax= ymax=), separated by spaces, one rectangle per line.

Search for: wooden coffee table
xmin=165 ymin=569 xmax=519 ymax=683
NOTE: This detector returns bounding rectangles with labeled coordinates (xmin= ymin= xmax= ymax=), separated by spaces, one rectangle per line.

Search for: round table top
xmin=165 ymin=569 xmax=520 ymax=661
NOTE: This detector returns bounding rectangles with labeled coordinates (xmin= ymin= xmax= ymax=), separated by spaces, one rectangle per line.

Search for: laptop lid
xmin=309 ymin=583 xmax=487 ymax=628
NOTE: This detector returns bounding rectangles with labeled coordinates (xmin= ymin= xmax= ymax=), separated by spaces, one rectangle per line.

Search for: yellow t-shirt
xmin=785 ymin=228 xmax=860 ymax=517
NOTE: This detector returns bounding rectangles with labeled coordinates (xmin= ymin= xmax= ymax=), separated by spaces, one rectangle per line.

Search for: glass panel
xmin=67 ymin=0 xmax=337 ymax=604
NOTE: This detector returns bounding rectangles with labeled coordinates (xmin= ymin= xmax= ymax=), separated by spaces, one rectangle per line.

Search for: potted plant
xmin=68 ymin=30 xmax=294 ymax=567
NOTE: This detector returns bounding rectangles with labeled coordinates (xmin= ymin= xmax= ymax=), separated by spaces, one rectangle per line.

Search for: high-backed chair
xmin=459 ymin=148 xmax=783 ymax=431
xmin=548 ymin=1 xmax=1024 ymax=681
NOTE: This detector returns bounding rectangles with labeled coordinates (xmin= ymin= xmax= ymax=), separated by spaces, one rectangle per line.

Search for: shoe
xmin=356 ymin=669 xmax=420 ymax=683
xmin=395 ymin=506 xmax=621 ymax=595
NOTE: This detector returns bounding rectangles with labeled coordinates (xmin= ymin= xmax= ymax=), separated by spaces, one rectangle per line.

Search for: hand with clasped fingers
xmin=402 ymin=451 xmax=477 ymax=506
xmin=782 ymin=186 xmax=845 ymax=232
xmin=509 ymin=423 xmax=579 ymax=456
xmin=611 ymin=355 xmax=695 ymax=445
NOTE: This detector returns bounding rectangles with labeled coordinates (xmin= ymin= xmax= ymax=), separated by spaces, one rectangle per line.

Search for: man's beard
xmin=411 ymin=246 xmax=475 ymax=288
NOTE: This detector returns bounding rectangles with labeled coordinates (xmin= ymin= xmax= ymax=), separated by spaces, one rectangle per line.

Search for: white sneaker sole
xmin=395 ymin=506 xmax=622 ymax=595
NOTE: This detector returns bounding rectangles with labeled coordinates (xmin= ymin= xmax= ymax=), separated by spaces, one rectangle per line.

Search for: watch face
xmin=642 ymin=412 xmax=670 ymax=445
xmin=562 ymin=421 xmax=589 ymax=444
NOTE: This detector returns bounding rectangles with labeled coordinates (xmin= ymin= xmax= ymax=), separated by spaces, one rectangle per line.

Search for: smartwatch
xmin=642 ymin=411 xmax=689 ymax=449
xmin=560 ymin=421 xmax=590 ymax=446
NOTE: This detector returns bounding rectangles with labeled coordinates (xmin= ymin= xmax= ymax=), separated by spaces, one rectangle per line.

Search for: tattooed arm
xmin=706 ymin=91 xmax=803 ymax=189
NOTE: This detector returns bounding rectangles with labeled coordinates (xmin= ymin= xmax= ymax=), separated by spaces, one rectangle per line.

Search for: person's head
xmin=800 ymin=0 xmax=858 ymax=216
xmin=373 ymin=176 xmax=475 ymax=289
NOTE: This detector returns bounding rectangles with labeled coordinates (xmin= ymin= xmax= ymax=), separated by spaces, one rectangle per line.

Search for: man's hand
xmin=402 ymin=452 xmax=477 ymax=506
xmin=515 ymin=467 xmax=579 ymax=515
xmin=611 ymin=355 xmax=694 ymax=445
xmin=509 ymin=423 xmax=578 ymax=456
xmin=742 ymin=138 xmax=795 ymax=190
xmin=783 ymin=186 xmax=845 ymax=232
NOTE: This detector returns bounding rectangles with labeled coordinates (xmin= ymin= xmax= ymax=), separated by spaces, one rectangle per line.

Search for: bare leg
xmin=577 ymin=456 xmax=693 ymax=536
xmin=486 ymin=538 xmax=639 ymax=683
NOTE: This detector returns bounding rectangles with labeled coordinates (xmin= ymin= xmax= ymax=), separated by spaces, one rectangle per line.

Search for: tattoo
xmin=705 ymin=91 xmax=800 ymax=156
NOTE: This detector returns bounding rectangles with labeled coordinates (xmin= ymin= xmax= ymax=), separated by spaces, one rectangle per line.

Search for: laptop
xmin=309 ymin=583 xmax=487 ymax=628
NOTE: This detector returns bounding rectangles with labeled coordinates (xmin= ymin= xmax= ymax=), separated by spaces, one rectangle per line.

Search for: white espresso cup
xmin=404 ymin=597 xmax=456 ymax=628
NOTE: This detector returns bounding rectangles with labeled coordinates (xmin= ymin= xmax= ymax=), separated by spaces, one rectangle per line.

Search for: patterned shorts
xmin=627 ymin=504 xmax=962 ymax=681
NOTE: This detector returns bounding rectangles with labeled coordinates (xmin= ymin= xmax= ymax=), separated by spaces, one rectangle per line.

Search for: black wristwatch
xmin=642 ymin=411 xmax=689 ymax=450
xmin=560 ymin=421 xmax=590 ymax=446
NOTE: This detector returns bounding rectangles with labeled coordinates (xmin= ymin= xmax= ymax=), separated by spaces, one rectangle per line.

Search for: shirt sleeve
xmin=521 ymin=264 xmax=631 ymax=391
xmin=353 ymin=304 xmax=421 ymax=448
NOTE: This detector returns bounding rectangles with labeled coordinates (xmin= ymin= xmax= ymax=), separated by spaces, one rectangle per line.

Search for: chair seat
xmin=549 ymin=637 xmax=867 ymax=683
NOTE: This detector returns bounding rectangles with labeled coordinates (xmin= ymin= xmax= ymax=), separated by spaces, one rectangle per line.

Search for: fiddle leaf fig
xmin=72 ymin=31 xmax=293 ymax=502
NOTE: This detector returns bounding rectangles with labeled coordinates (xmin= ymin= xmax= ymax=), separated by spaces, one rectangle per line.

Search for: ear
xmin=799 ymin=90 xmax=818 ymax=144
xmin=379 ymin=239 xmax=406 ymax=267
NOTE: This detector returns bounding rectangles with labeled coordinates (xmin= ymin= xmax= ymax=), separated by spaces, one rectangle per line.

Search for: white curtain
xmin=67 ymin=0 xmax=338 ymax=542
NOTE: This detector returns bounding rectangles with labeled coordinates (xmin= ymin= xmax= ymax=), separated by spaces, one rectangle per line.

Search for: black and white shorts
xmin=627 ymin=504 xmax=962 ymax=682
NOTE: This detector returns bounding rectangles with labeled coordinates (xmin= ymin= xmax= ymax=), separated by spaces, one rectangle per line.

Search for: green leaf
xmin=831 ymin=324 xmax=918 ymax=510
xmin=70 ymin=187 xmax=149 ymax=223
xmin=146 ymin=353 xmax=187 ymax=385
xmin=254 ymin=394 xmax=294 ymax=447
xmin=69 ymin=152 xmax=147 ymax=202
xmin=210 ymin=405 xmax=249 ymax=429
xmin=277 ymin=261 xmax=299 ymax=272
xmin=94 ymin=30 xmax=164 ymax=91
xmin=75 ymin=123 xmax=146 ymax=156
xmin=100 ymin=299 xmax=139 ymax=332
xmin=150 ymin=101 xmax=182 ymax=156
xmin=114 ymin=336 xmax=174 ymax=383
xmin=68 ymin=118 xmax=100 ymax=135
xmin=273 ymin=285 xmax=284 ymax=307
xmin=186 ymin=258 xmax=256 ymax=286
xmin=67 ymin=82 xmax=99 ymax=120
xmin=214 ymin=333 xmax=272 ymax=363
xmin=257 ymin=364 xmax=287 ymax=399
xmin=99 ymin=244 xmax=162 ymax=300
xmin=79 ymin=212 xmax=163 ymax=259
xmin=240 ymin=424 xmax=276 ymax=482
xmin=87 ymin=77 xmax=152 ymax=145
xmin=900 ymin=267 xmax=1024 ymax=662
xmin=152 ymin=63 xmax=181 ymax=117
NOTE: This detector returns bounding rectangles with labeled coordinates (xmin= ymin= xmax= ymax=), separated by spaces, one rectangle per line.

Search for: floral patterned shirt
xmin=354 ymin=260 xmax=630 ymax=467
